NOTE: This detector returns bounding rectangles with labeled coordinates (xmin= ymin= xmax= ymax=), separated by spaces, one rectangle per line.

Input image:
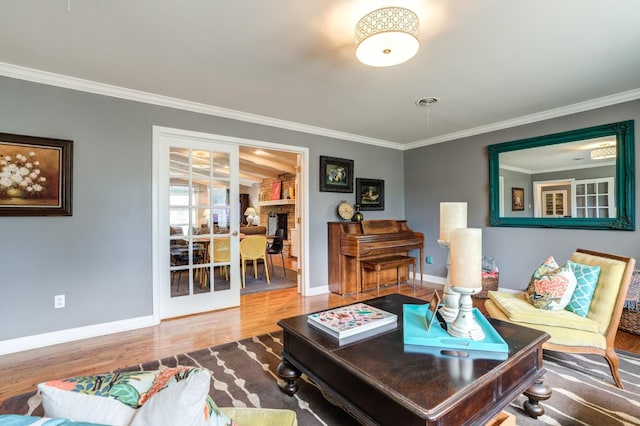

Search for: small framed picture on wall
xmin=356 ymin=178 xmax=384 ymax=211
xmin=512 ymin=187 xmax=524 ymax=211
xmin=319 ymin=156 xmax=354 ymax=193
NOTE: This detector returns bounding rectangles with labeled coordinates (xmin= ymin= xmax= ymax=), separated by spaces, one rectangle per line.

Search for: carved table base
xmin=276 ymin=358 xmax=300 ymax=396
xmin=523 ymin=378 xmax=552 ymax=418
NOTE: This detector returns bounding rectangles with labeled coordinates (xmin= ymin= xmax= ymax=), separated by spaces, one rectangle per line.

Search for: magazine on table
xmin=307 ymin=303 xmax=397 ymax=344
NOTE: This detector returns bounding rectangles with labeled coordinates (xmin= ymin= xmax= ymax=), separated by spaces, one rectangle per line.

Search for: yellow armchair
xmin=485 ymin=248 xmax=635 ymax=388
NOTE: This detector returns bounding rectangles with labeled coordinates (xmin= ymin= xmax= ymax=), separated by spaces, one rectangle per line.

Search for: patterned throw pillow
xmin=565 ymin=260 xmax=601 ymax=317
xmin=38 ymin=367 xmax=235 ymax=426
xmin=525 ymin=257 xmax=577 ymax=310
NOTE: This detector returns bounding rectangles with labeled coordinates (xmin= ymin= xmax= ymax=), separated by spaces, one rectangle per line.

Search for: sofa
xmin=239 ymin=225 xmax=267 ymax=235
xmin=0 ymin=367 xmax=296 ymax=426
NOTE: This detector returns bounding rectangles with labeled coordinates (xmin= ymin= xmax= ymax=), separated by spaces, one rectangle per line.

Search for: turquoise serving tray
xmin=403 ymin=304 xmax=508 ymax=357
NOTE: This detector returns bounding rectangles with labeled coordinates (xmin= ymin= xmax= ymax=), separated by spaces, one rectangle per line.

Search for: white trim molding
xmin=0 ymin=62 xmax=401 ymax=150
xmin=406 ymin=88 xmax=640 ymax=150
xmin=0 ymin=316 xmax=157 ymax=356
xmin=3 ymin=62 xmax=638 ymax=152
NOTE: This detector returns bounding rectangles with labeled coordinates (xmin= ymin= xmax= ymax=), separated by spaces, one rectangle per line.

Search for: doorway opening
xmin=238 ymin=145 xmax=301 ymax=296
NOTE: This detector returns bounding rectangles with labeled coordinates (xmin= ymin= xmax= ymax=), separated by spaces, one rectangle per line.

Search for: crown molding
xmin=405 ymin=88 xmax=640 ymax=150
xmin=0 ymin=62 xmax=402 ymax=149
xmin=1 ymin=62 xmax=638 ymax=152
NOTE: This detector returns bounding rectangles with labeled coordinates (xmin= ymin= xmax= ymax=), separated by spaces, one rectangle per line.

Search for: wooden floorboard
xmin=0 ymin=283 xmax=638 ymax=404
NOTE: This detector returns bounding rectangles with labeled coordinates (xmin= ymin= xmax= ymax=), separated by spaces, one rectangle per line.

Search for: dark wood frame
xmin=319 ymin=155 xmax=354 ymax=193
xmin=511 ymin=187 xmax=524 ymax=211
xmin=0 ymin=133 xmax=73 ymax=216
xmin=356 ymin=178 xmax=384 ymax=210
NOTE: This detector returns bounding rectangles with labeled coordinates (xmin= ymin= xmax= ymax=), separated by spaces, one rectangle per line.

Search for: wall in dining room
xmin=404 ymin=99 xmax=640 ymax=291
xmin=0 ymin=75 xmax=405 ymax=345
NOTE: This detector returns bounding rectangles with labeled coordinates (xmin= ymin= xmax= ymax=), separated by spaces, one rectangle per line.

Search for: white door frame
xmin=152 ymin=126 xmax=309 ymax=322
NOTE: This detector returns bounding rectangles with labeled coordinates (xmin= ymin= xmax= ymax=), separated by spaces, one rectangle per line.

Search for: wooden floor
xmin=1 ymin=283 xmax=638 ymax=404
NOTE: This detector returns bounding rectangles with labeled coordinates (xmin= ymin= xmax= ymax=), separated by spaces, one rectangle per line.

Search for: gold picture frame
xmin=0 ymin=133 xmax=73 ymax=216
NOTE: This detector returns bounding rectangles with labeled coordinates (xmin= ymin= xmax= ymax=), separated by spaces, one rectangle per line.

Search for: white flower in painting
xmin=0 ymin=150 xmax=47 ymax=196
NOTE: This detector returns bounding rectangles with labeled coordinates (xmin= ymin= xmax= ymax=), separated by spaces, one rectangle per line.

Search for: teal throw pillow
xmin=565 ymin=260 xmax=600 ymax=317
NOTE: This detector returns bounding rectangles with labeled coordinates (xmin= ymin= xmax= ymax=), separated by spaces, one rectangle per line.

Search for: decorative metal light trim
xmin=355 ymin=7 xmax=420 ymax=67
xmin=590 ymin=146 xmax=616 ymax=160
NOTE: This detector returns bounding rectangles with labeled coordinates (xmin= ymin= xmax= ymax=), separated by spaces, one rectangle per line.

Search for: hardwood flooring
xmin=1 ymin=283 xmax=638 ymax=405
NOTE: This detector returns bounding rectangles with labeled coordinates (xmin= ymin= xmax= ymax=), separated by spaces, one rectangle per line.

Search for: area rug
xmin=2 ymin=332 xmax=639 ymax=425
xmin=241 ymin=268 xmax=297 ymax=295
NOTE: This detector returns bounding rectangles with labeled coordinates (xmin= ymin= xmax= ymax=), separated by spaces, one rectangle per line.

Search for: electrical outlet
xmin=54 ymin=294 xmax=65 ymax=309
xmin=426 ymin=256 xmax=433 ymax=264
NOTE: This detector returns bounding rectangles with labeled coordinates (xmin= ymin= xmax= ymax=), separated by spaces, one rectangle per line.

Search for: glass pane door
xmin=158 ymin=132 xmax=239 ymax=319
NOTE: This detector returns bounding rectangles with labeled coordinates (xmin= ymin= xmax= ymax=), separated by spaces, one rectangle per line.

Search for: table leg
xmin=277 ymin=358 xmax=301 ymax=396
xmin=522 ymin=378 xmax=551 ymax=418
xmin=419 ymin=247 xmax=424 ymax=286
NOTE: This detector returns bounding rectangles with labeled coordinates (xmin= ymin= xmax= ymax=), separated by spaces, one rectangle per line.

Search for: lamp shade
xmin=450 ymin=228 xmax=482 ymax=289
xmin=439 ymin=202 xmax=467 ymax=242
xmin=355 ymin=7 xmax=420 ymax=67
xmin=244 ymin=207 xmax=256 ymax=217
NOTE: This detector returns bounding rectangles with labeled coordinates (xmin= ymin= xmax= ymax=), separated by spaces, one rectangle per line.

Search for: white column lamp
xmin=437 ymin=202 xmax=467 ymax=323
xmin=447 ymin=227 xmax=485 ymax=341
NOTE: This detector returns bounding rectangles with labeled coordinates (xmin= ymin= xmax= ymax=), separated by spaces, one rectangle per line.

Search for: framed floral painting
xmin=511 ymin=187 xmax=524 ymax=211
xmin=0 ymin=133 xmax=73 ymax=216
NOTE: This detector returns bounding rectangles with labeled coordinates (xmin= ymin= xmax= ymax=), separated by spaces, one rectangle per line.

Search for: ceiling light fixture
xmin=355 ymin=7 xmax=420 ymax=67
xmin=590 ymin=145 xmax=616 ymax=160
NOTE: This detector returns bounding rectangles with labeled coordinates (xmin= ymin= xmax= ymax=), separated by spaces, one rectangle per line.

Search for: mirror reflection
xmin=488 ymin=120 xmax=635 ymax=230
xmin=499 ymin=136 xmax=616 ymax=218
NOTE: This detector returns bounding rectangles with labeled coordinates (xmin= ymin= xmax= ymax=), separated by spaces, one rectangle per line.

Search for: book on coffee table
xmin=307 ymin=303 xmax=398 ymax=345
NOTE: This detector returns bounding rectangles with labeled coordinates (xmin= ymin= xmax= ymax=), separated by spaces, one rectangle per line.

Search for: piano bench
xmin=360 ymin=255 xmax=417 ymax=296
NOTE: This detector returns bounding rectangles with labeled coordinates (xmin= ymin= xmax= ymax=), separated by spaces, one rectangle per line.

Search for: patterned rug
xmin=2 ymin=332 xmax=639 ymax=425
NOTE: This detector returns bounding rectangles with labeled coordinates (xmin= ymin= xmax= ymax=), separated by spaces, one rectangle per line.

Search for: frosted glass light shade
xmin=439 ymin=202 xmax=467 ymax=242
xmin=450 ymin=228 xmax=482 ymax=289
xmin=355 ymin=7 xmax=420 ymax=67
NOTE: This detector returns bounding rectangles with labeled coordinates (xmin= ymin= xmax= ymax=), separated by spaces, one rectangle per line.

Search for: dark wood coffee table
xmin=277 ymin=293 xmax=551 ymax=425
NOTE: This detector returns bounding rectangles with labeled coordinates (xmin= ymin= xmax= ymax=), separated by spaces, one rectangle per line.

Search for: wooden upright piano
xmin=328 ymin=219 xmax=424 ymax=295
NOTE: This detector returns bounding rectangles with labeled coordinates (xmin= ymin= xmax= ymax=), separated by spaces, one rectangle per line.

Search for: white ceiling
xmin=0 ymin=0 xmax=639 ymax=150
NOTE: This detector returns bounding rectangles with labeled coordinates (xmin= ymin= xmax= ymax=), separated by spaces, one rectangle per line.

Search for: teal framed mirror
xmin=488 ymin=120 xmax=635 ymax=230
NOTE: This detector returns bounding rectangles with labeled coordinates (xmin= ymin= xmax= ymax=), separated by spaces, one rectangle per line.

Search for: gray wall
xmin=500 ymin=169 xmax=533 ymax=217
xmin=405 ymin=99 xmax=640 ymax=291
xmin=0 ymin=76 xmax=405 ymax=341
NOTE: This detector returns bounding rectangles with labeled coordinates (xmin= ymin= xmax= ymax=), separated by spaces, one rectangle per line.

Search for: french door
xmin=155 ymin=127 xmax=240 ymax=319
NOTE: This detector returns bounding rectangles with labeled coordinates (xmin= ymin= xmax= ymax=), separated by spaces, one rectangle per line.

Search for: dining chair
xmin=170 ymin=245 xmax=189 ymax=292
xmin=267 ymin=229 xmax=286 ymax=277
xmin=210 ymin=237 xmax=231 ymax=281
xmin=239 ymin=235 xmax=270 ymax=288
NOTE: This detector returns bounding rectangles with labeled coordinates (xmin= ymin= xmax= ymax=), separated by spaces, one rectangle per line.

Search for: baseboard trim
xmin=416 ymin=273 xmax=446 ymax=287
xmin=304 ymin=285 xmax=330 ymax=296
xmin=0 ymin=316 xmax=158 ymax=356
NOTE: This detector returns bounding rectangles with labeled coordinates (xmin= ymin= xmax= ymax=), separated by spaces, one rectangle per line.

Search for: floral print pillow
xmin=39 ymin=367 xmax=235 ymax=426
xmin=525 ymin=256 xmax=578 ymax=310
